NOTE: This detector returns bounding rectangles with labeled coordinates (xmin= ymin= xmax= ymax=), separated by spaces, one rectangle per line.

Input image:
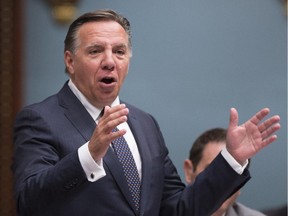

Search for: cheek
xmin=75 ymin=60 xmax=98 ymax=76
xmin=118 ymin=71 xmax=128 ymax=87
xmin=119 ymin=62 xmax=130 ymax=80
xmin=73 ymin=64 xmax=96 ymax=85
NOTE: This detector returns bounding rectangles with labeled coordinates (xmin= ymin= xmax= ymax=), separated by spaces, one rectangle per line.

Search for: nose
xmin=101 ymin=50 xmax=115 ymax=71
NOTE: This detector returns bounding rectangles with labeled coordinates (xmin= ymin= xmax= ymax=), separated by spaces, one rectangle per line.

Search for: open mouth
xmin=101 ymin=77 xmax=115 ymax=84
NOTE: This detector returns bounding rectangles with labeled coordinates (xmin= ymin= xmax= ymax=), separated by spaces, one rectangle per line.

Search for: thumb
xmin=229 ymin=107 xmax=239 ymax=129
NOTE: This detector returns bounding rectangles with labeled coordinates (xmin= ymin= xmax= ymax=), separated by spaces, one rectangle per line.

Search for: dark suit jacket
xmin=262 ymin=205 xmax=287 ymax=216
xmin=12 ymin=82 xmax=250 ymax=216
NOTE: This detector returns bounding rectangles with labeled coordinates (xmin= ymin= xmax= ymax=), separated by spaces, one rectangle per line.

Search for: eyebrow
xmin=86 ymin=42 xmax=128 ymax=48
xmin=113 ymin=44 xmax=127 ymax=48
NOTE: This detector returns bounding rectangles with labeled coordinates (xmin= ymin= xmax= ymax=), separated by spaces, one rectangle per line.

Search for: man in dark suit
xmin=12 ymin=9 xmax=280 ymax=216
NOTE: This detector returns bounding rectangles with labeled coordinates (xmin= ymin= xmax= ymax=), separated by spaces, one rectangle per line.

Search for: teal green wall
xmin=24 ymin=0 xmax=287 ymax=210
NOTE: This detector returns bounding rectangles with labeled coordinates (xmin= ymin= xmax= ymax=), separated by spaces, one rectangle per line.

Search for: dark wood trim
xmin=0 ymin=0 xmax=23 ymax=215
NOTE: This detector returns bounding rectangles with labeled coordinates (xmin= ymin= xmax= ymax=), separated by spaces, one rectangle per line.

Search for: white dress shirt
xmin=68 ymin=79 xmax=247 ymax=183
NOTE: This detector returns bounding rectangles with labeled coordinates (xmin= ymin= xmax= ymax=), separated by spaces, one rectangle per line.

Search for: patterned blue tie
xmin=112 ymin=128 xmax=141 ymax=212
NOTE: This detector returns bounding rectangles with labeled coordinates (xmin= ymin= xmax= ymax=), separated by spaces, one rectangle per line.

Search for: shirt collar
xmin=68 ymin=79 xmax=120 ymax=121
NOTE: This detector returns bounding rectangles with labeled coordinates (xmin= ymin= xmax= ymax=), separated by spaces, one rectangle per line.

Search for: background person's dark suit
xmin=12 ymin=82 xmax=250 ymax=216
xmin=262 ymin=205 xmax=287 ymax=216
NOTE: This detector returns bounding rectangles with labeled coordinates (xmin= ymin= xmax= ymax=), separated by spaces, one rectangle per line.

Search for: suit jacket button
xmin=72 ymin=178 xmax=79 ymax=185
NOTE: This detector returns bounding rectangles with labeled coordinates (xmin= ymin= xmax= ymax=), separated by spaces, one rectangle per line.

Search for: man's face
xmin=65 ymin=20 xmax=131 ymax=108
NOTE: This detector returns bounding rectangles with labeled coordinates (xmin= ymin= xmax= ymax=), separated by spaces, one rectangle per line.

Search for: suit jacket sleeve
xmin=12 ymin=106 xmax=88 ymax=215
xmin=126 ymin=108 xmax=251 ymax=216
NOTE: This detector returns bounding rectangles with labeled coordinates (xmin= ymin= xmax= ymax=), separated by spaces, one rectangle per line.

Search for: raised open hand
xmin=226 ymin=108 xmax=281 ymax=165
xmin=88 ymin=104 xmax=129 ymax=162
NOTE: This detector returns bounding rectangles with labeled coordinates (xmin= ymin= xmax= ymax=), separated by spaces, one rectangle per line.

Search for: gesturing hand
xmin=226 ymin=108 xmax=281 ymax=165
xmin=88 ymin=104 xmax=129 ymax=162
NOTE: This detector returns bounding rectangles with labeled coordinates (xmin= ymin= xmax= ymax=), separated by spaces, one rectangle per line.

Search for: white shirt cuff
xmin=221 ymin=147 xmax=249 ymax=175
xmin=78 ymin=142 xmax=106 ymax=182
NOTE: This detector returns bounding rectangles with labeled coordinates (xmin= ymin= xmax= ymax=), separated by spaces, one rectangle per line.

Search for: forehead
xmin=201 ymin=141 xmax=225 ymax=164
xmin=77 ymin=20 xmax=129 ymax=45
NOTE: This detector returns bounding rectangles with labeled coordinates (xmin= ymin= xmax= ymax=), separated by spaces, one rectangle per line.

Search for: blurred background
xmin=0 ymin=0 xmax=286 ymax=215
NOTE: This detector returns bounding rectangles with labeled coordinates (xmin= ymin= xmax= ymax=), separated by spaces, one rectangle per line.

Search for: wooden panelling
xmin=0 ymin=0 xmax=23 ymax=215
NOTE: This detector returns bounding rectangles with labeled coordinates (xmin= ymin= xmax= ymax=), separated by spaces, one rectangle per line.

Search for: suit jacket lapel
xmin=104 ymin=108 xmax=144 ymax=215
xmin=58 ymin=82 xmax=96 ymax=142
xmin=104 ymin=148 xmax=138 ymax=214
xmin=104 ymin=107 xmax=153 ymax=215
xmin=126 ymin=108 xmax=153 ymax=214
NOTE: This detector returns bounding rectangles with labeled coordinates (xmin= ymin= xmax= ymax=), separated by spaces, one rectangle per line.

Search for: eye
xmin=89 ymin=49 xmax=102 ymax=55
xmin=115 ymin=49 xmax=125 ymax=56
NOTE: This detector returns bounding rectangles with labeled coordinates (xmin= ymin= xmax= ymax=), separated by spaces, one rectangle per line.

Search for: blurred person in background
xmin=184 ymin=128 xmax=267 ymax=216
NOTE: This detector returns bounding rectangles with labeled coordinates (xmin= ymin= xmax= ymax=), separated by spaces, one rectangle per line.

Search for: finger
xmin=261 ymin=134 xmax=278 ymax=148
xmin=102 ymin=104 xmax=129 ymax=124
xmin=107 ymin=105 xmax=128 ymax=120
xmin=103 ymin=104 xmax=127 ymax=118
xmin=229 ymin=107 xmax=239 ymax=129
xmin=250 ymin=108 xmax=270 ymax=125
xmin=111 ymin=127 xmax=127 ymax=138
xmin=100 ymin=105 xmax=129 ymax=130
xmin=258 ymin=115 xmax=281 ymax=133
xmin=260 ymin=122 xmax=281 ymax=140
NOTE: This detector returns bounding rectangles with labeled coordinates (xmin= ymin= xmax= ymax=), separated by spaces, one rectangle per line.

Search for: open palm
xmin=226 ymin=108 xmax=281 ymax=165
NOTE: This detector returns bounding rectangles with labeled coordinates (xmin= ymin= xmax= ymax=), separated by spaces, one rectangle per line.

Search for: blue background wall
xmin=24 ymin=0 xmax=287 ymax=211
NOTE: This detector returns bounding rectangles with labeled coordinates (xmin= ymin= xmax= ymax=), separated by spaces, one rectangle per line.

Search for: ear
xmin=64 ymin=50 xmax=74 ymax=75
xmin=183 ymin=159 xmax=195 ymax=184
